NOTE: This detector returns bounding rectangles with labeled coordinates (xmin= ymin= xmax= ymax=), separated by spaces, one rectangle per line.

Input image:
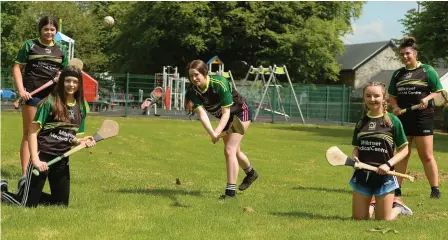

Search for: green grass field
xmin=1 ymin=112 xmax=447 ymax=239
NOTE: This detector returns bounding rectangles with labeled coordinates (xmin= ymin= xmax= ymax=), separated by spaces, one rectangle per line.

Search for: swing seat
xmin=141 ymin=99 xmax=153 ymax=110
xmin=141 ymin=87 xmax=164 ymax=110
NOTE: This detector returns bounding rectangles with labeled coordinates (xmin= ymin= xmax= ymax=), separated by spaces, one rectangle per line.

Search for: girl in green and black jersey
xmin=351 ymin=82 xmax=412 ymax=220
xmin=1 ymin=66 xmax=95 ymax=207
xmin=185 ymin=60 xmax=258 ymax=200
xmin=388 ymin=36 xmax=443 ymax=198
xmin=13 ymin=16 xmax=69 ymax=177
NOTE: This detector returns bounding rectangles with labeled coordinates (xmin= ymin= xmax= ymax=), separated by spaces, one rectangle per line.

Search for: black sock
xmin=431 ymin=186 xmax=440 ymax=192
xmin=395 ymin=187 xmax=402 ymax=197
xmin=243 ymin=165 xmax=253 ymax=174
xmin=225 ymin=184 xmax=236 ymax=196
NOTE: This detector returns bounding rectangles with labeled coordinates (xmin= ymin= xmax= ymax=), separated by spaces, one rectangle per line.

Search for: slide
xmin=82 ymin=72 xmax=99 ymax=102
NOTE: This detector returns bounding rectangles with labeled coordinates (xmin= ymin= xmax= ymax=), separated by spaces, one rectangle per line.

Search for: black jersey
xmin=388 ymin=62 xmax=443 ymax=111
xmin=15 ymin=38 xmax=69 ymax=95
xmin=189 ymin=75 xmax=245 ymax=119
xmin=352 ymin=112 xmax=408 ymax=167
xmin=32 ymin=96 xmax=87 ymax=156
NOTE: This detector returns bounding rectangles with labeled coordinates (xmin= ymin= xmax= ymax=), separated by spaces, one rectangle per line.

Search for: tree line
xmin=1 ymin=1 xmax=445 ymax=82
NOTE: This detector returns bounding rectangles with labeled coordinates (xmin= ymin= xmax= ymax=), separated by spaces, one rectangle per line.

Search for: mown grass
xmin=1 ymin=112 xmax=447 ymax=239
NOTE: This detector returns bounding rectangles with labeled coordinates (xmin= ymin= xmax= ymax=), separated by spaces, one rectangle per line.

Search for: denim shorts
xmin=24 ymin=97 xmax=43 ymax=107
xmin=349 ymin=173 xmax=399 ymax=197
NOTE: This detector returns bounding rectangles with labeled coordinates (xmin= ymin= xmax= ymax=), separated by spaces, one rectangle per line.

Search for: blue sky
xmin=342 ymin=1 xmax=419 ymax=44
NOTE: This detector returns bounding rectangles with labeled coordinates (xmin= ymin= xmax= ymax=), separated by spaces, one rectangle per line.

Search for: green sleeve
xmin=351 ymin=121 xmax=360 ymax=146
xmin=187 ymin=89 xmax=202 ymax=111
xmin=424 ymin=65 xmax=443 ymax=92
xmin=84 ymin=100 xmax=90 ymax=113
xmin=61 ymin=45 xmax=69 ymax=68
xmin=15 ymin=40 xmax=32 ymax=65
xmin=387 ymin=69 xmax=401 ymax=96
xmin=32 ymin=98 xmax=52 ymax=129
xmin=390 ymin=113 xmax=408 ymax=149
xmin=77 ymin=101 xmax=89 ymax=134
xmin=77 ymin=117 xmax=85 ymax=134
xmin=211 ymin=76 xmax=233 ymax=107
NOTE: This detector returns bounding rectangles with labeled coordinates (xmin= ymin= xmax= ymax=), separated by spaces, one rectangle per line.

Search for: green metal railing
xmin=2 ymin=68 xmax=445 ymax=130
xmin=0 ymin=68 xmax=365 ymax=124
xmin=238 ymin=82 xmax=363 ymax=124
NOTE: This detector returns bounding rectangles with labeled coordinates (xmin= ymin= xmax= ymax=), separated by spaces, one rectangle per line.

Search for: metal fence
xmin=236 ymin=82 xmax=363 ymax=125
xmin=2 ymin=68 xmax=446 ymax=130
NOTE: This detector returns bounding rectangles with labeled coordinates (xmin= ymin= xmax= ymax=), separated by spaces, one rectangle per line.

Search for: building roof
xmin=337 ymin=41 xmax=395 ymax=71
xmin=207 ymin=56 xmax=223 ymax=65
xmin=55 ymin=31 xmax=75 ymax=43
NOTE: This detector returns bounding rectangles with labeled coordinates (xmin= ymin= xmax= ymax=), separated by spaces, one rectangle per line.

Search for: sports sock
xmin=243 ymin=165 xmax=254 ymax=176
xmin=225 ymin=184 xmax=236 ymax=196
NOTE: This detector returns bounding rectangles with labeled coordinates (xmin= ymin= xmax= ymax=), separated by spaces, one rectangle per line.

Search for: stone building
xmin=336 ymin=40 xmax=402 ymax=89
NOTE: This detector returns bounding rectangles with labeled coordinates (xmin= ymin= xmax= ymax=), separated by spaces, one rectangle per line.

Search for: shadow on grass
xmin=293 ymin=185 xmax=352 ymax=194
xmin=114 ymin=188 xmax=205 ymax=208
xmin=116 ymin=188 xmax=203 ymax=197
xmin=270 ymin=211 xmax=352 ymax=221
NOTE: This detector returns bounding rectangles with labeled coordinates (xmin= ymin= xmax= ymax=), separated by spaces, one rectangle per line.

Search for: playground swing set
xmin=244 ymin=64 xmax=305 ymax=123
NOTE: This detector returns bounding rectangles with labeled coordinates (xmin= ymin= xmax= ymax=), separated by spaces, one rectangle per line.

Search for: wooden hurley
xmin=218 ymin=116 xmax=246 ymax=139
xmin=14 ymin=58 xmax=84 ymax=109
xmin=325 ymin=146 xmax=415 ymax=182
xmin=32 ymin=120 xmax=119 ymax=176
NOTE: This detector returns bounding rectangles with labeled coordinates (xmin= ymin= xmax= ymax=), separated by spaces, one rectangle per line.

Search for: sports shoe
xmin=238 ymin=170 xmax=258 ymax=191
xmin=15 ymin=176 xmax=27 ymax=195
xmin=393 ymin=197 xmax=413 ymax=216
xmin=370 ymin=198 xmax=376 ymax=208
xmin=369 ymin=198 xmax=376 ymax=215
xmin=430 ymin=188 xmax=441 ymax=199
xmin=218 ymin=194 xmax=236 ymax=200
xmin=1 ymin=179 xmax=8 ymax=192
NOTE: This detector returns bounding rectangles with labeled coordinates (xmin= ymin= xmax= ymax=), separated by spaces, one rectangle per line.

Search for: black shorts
xmin=399 ymin=109 xmax=434 ymax=136
xmin=224 ymin=102 xmax=253 ymax=131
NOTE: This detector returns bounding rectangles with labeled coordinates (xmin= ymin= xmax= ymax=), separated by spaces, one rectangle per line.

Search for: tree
xmin=1 ymin=2 xmax=30 ymax=67
xmin=400 ymin=1 xmax=448 ymax=65
xmin=2 ymin=2 xmax=364 ymax=82
xmin=1 ymin=2 xmax=110 ymax=72
xmin=110 ymin=1 xmax=363 ymax=82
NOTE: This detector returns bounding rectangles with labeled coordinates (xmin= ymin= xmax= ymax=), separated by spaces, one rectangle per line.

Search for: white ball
xmin=103 ymin=16 xmax=114 ymax=26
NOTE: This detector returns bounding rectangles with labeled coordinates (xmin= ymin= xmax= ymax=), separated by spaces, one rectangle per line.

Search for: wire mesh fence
xmin=1 ymin=68 xmax=446 ymax=130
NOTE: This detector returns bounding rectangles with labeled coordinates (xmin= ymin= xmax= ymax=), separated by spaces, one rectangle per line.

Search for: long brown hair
xmin=48 ymin=66 xmax=85 ymax=122
xmin=184 ymin=60 xmax=209 ymax=117
xmin=186 ymin=59 xmax=208 ymax=84
xmin=362 ymin=81 xmax=392 ymax=127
